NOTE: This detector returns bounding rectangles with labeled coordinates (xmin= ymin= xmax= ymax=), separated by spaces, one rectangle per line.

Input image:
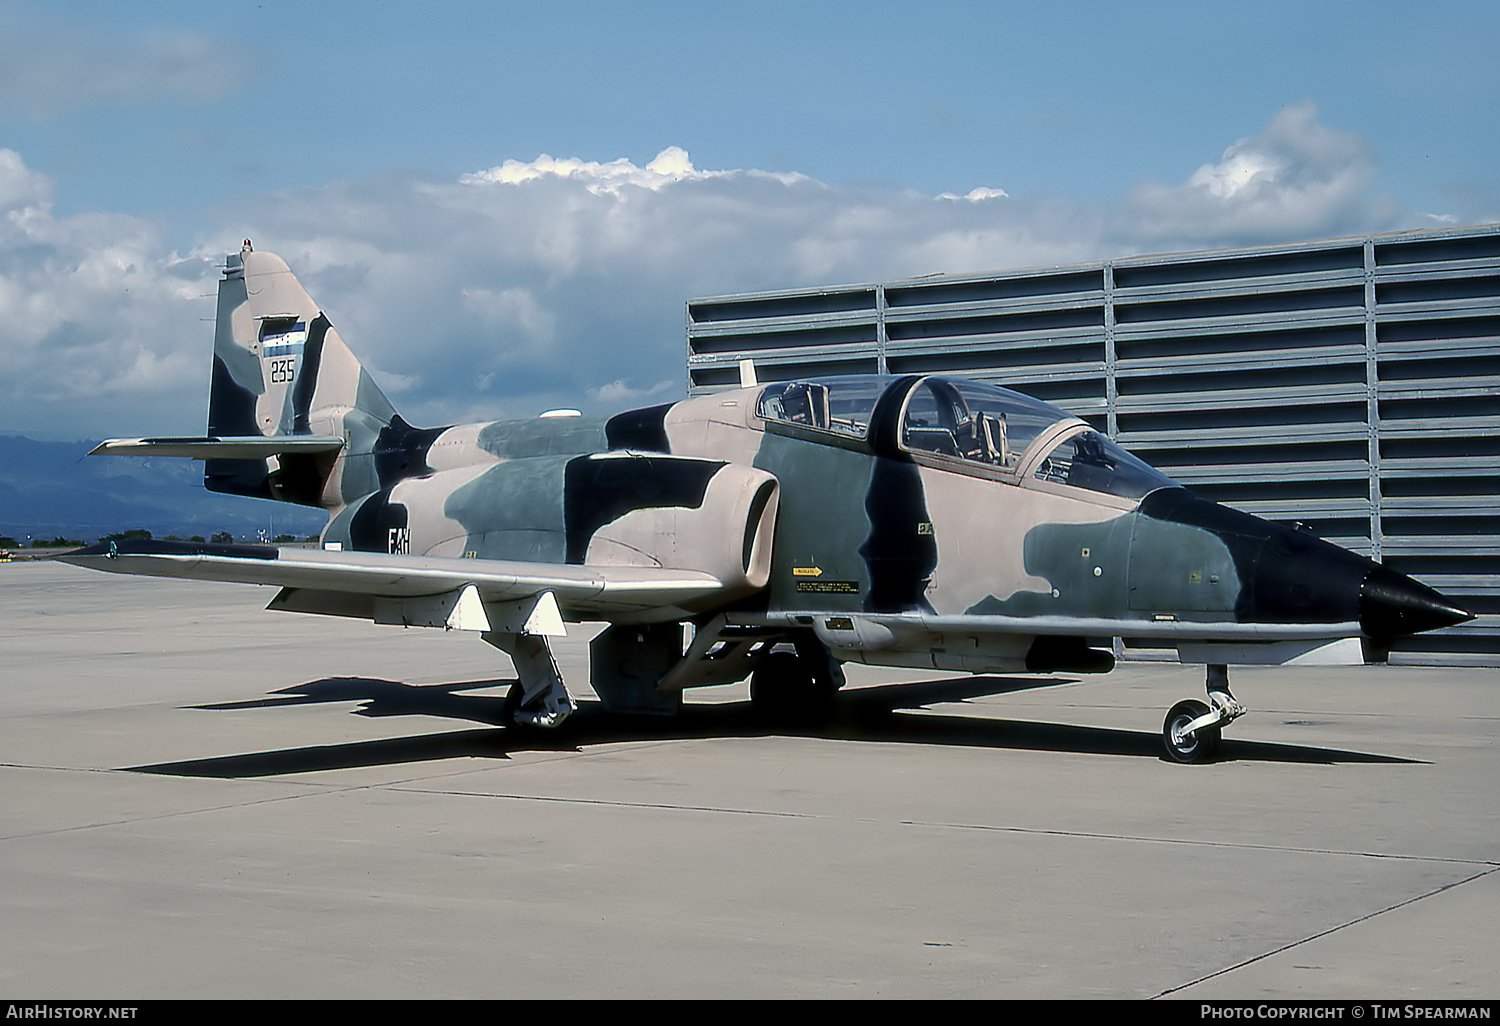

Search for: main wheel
xmin=750 ymin=651 xmax=805 ymax=716
xmin=750 ymin=650 xmax=833 ymax=724
xmin=503 ymin=681 xmax=530 ymax=729
xmin=503 ymin=680 xmax=557 ymax=734
xmin=1163 ymin=699 xmax=1221 ymax=764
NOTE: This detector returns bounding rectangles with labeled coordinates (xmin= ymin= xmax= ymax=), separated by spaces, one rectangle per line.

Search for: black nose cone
xmin=1360 ymin=565 xmax=1475 ymax=640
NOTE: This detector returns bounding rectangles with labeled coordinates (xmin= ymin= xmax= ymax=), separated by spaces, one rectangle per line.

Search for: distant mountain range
xmin=0 ymin=435 xmax=325 ymax=545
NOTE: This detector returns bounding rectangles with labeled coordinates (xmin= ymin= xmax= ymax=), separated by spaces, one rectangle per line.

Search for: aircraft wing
xmin=57 ymin=540 xmax=727 ymax=623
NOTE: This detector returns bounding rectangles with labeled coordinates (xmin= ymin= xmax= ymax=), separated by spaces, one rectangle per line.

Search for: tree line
xmin=1 ymin=529 xmax=320 ymax=550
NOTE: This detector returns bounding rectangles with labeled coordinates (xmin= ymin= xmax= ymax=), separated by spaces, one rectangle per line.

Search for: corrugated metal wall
xmin=686 ymin=224 xmax=1500 ymax=665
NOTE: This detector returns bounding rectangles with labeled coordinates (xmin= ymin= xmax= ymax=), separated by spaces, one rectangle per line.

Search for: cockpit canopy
xmin=756 ymin=375 xmax=1176 ymax=502
xmin=755 ymin=376 xmax=885 ymax=439
xmin=898 ymin=376 xmax=1058 ymax=470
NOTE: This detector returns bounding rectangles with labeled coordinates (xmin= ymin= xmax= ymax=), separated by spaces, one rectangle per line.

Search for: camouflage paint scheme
xmin=68 ymin=246 xmax=1472 ymax=747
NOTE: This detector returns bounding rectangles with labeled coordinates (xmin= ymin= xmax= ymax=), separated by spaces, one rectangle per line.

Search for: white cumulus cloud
xmin=460 ymin=146 xmax=807 ymax=198
xmin=1108 ymin=102 xmax=1402 ymax=247
xmin=0 ymin=147 xmax=51 ymax=211
xmin=938 ymin=187 xmax=1009 ymax=202
xmin=0 ymin=106 xmax=1437 ymax=439
xmin=0 ymin=148 xmax=217 ymax=436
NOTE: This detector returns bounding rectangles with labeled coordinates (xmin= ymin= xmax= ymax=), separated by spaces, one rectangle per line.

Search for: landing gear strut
xmin=1162 ymin=663 xmax=1245 ymax=764
xmin=486 ymin=630 xmax=576 ymax=731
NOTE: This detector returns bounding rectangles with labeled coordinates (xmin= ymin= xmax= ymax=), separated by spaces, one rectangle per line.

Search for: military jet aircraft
xmin=64 ymin=244 xmax=1473 ymax=762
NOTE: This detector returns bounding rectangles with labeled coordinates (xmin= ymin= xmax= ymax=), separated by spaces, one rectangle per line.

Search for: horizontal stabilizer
xmin=89 ymin=436 xmax=346 ymax=460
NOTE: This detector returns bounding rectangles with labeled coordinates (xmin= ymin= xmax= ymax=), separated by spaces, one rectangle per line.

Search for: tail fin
xmin=206 ymin=243 xmax=402 ymax=508
xmin=91 ymin=244 xmax=444 ymax=513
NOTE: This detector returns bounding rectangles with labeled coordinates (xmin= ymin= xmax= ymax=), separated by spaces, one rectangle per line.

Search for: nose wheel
xmin=1163 ymin=699 xmax=1220 ymax=763
xmin=1162 ymin=664 xmax=1244 ymax=764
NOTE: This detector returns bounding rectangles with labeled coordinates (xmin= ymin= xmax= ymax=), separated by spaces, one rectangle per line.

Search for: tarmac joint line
xmin=1151 ymin=865 xmax=1500 ymax=998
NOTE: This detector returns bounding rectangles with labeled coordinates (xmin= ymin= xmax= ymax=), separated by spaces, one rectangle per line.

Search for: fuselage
xmin=315 ymin=373 xmax=1469 ymax=671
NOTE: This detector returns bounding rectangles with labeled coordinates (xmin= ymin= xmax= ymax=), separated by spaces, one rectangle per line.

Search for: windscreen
xmin=1032 ymin=429 xmax=1177 ymax=500
xmin=900 ymin=378 xmax=1072 ymax=470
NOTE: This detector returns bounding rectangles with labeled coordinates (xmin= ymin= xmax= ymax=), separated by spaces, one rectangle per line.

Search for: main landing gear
xmin=486 ymin=631 xmax=576 ymax=732
xmin=1162 ymin=664 xmax=1245 ymax=764
xmin=748 ymin=637 xmax=845 ymax=724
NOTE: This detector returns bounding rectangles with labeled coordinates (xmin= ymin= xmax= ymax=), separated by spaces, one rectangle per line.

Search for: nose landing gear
xmin=1162 ymin=664 xmax=1244 ymax=764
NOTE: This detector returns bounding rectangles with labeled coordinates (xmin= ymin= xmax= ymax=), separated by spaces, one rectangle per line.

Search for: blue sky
xmin=1 ymin=0 xmax=1497 ymax=439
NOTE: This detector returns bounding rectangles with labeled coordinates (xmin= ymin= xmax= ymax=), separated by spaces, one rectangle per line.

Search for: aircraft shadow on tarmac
xmin=124 ymin=675 xmax=1417 ymax=778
